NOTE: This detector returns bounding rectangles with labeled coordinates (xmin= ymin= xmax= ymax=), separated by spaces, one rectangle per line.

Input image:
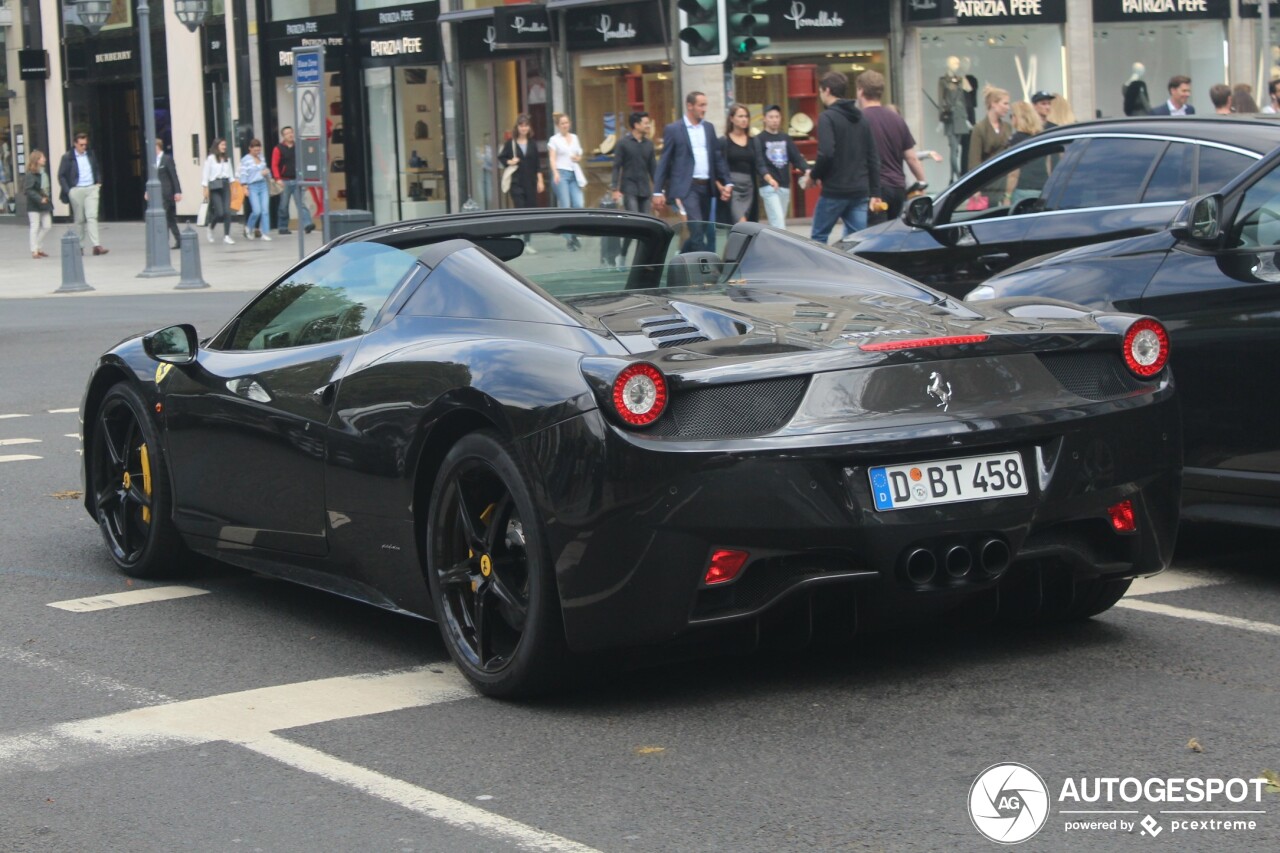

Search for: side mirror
xmin=902 ymin=195 xmax=934 ymax=229
xmin=1170 ymin=193 xmax=1222 ymax=245
xmin=143 ymin=324 xmax=198 ymax=364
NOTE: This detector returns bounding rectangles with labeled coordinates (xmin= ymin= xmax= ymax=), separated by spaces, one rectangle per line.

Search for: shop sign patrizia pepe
xmin=1093 ymin=0 xmax=1227 ymax=18
xmin=908 ymin=0 xmax=1067 ymax=23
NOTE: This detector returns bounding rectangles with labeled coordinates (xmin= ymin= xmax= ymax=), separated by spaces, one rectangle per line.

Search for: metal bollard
xmin=174 ymin=226 xmax=210 ymax=290
xmin=55 ymin=229 xmax=94 ymax=294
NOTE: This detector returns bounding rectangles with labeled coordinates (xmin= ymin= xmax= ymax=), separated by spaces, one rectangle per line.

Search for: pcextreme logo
xmin=969 ymin=763 xmax=1272 ymax=844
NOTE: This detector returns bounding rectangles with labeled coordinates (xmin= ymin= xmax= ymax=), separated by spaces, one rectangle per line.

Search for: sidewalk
xmin=1 ymin=217 xmax=819 ymax=300
xmin=0 ymin=220 xmax=324 ymax=300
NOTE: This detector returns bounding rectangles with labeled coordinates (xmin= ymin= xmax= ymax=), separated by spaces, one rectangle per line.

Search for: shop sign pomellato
xmin=907 ymin=0 xmax=1067 ymax=24
xmin=766 ymin=0 xmax=889 ymax=38
xmin=493 ymin=5 xmax=552 ymax=48
xmin=1094 ymin=0 xmax=1228 ymax=20
xmin=1238 ymin=0 xmax=1280 ymax=18
xmin=565 ymin=3 xmax=666 ymax=50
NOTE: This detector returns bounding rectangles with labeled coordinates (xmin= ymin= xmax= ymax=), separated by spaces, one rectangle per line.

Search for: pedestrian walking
xmin=809 ymin=71 xmax=882 ymax=245
xmin=57 ymin=132 xmax=108 ymax=255
xmin=1003 ymin=102 xmax=1049 ymax=209
xmin=271 ymin=126 xmax=314 ymax=235
xmin=548 ymin=113 xmax=586 ymax=250
xmin=857 ymin=70 xmax=927 ymax=225
xmin=653 ymin=91 xmax=733 ymax=251
xmin=1150 ymin=76 xmax=1195 ymax=116
xmin=498 ymin=113 xmax=545 ymax=251
xmin=238 ymin=139 xmax=273 ymax=240
xmin=754 ymin=105 xmax=809 ymax=229
xmin=968 ymin=86 xmax=1012 ymax=172
xmin=202 ymin=138 xmax=236 ymax=244
xmin=1031 ymin=91 xmax=1057 ymax=129
xmin=147 ymin=139 xmax=183 ymax=249
xmin=1232 ymin=83 xmax=1260 ymax=114
xmin=610 ymin=111 xmax=656 ymax=260
xmin=24 ymin=149 xmax=53 ymax=259
xmin=720 ymin=104 xmax=758 ymax=223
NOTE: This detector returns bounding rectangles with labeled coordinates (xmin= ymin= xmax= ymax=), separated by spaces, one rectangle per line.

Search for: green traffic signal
xmin=726 ymin=1 xmax=769 ymax=61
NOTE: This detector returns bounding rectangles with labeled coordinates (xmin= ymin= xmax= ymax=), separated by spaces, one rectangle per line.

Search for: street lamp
xmin=74 ymin=0 xmax=208 ymax=277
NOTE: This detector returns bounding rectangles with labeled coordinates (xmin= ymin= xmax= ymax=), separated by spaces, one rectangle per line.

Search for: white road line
xmin=0 ymin=645 xmax=173 ymax=707
xmin=245 ymin=734 xmax=603 ymax=853
xmin=1127 ymin=569 xmax=1228 ymax=597
xmin=0 ymin=438 xmax=40 ymax=446
xmin=47 ymin=586 xmax=211 ymax=612
xmin=48 ymin=408 xmax=79 ymax=414
xmin=64 ymin=433 xmax=80 ymax=439
xmin=1115 ymin=599 xmax=1280 ymax=637
xmin=0 ymin=413 xmax=30 ymax=419
xmin=0 ymin=454 xmax=42 ymax=463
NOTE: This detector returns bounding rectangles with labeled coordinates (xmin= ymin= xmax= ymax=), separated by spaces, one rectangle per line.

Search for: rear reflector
xmin=1108 ymin=499 xmax=1136 ymax=533
xmin=704 ymin=549 xmax=749 ymax=585
xmin=859 ymin=334 xmax=989 ymax=352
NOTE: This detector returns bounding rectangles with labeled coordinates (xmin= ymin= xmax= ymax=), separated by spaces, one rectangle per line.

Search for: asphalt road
xmin=1 ymin=294 xmax=1278 ymax=853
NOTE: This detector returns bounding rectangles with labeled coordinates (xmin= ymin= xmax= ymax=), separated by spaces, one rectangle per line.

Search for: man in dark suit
xmin=146 ymin=139 xmax=183 ymax=249
xmin=653 ymin=91 xmax=732 ymax=251
xmin=1150 ymin=75 xmax=1195 ymax=116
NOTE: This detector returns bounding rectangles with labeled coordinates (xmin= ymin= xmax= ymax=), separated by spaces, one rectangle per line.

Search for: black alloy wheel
xmin=90 ymin=384 xmax=184 ymax=578
xmin=426 ymin=431 xmax=567 ymax=697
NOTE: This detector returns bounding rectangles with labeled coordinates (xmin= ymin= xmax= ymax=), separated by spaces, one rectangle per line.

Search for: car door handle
xmin=978 ymin=253 xmax=1012 ymax=269
xmin=312 ymin=383 xmax=335 ymax=407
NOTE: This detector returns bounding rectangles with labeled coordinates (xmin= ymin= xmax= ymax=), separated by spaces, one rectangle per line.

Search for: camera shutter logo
xmin=968 ymin=763 xmax=1050 ymax=844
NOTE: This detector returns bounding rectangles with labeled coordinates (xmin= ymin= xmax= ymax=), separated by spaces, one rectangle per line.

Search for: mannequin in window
xmin=1124 ymin=63 xmax=1151 ymax=116
xmin=939 ymin=55 xmax=973 ymax=182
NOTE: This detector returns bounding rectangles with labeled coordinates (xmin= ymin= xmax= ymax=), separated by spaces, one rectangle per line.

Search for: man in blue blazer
xmin=1149 ymin=75 xmax=1195 ymax=116
xmin=653 ymin=91 xmax=732 ymax=251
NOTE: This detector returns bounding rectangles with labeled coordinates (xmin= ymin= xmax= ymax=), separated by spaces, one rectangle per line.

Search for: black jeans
xmin=207 ymin=184 xmax=232 ymax=235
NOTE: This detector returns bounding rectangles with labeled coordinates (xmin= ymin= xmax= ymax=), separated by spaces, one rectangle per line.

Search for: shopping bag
xmin=196 ymin=201 xmax=209 ymax=227
xmin=229 ymin=180 xmax=246 ymax=213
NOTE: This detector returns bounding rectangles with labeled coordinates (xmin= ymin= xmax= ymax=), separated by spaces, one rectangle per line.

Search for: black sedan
xmin=844 ymin=117 xmax=1280 ymax=298
xmin=82 ymin=211 xmax=1181 ymax=696
xmin=969 ymin=146 xmax=1280 ymax=529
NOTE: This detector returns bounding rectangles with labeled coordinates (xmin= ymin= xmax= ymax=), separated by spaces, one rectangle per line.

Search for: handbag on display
xmin=331 ymin=159 xmax=345 ymax=173
xmin=330 ymin=101 xmax=343 ymax=116
xmin=331 ymin=126 xmax=344 ymax=145
xmin=414 ymin=120 xmax=428 ymax=140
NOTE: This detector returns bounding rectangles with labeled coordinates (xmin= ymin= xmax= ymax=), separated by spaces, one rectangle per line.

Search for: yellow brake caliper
xmin=139 ymin=443 xmax=153 ymax=523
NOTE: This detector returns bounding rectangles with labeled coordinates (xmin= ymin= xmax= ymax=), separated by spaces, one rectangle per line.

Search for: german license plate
xmin=869 ymin=451 xmax=1028 ymax=511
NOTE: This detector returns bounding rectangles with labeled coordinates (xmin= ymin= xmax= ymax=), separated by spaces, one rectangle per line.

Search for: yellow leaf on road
xmin=633 ymin=746 xmax=665 ymax=755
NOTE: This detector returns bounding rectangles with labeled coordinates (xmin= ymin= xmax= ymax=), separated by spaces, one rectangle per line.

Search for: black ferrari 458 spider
xmin=82 ymin=210 xmax=1181 ymax=696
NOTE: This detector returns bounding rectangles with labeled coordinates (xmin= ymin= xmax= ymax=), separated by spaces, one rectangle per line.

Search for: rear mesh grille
xmin=646 ymin=376 xmax=809 ymax=439
xmin=641 ymin=315 xmax=710 ymax=348
xmin=1037 ymin=351 xmax=1158 ymax=400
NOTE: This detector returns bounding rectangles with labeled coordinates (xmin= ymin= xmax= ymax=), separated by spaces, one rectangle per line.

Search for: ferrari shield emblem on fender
xmin=155 ymin=363 xmax=173 ymax=385
xmin=927 ymin=371 xmax=952 ymax=411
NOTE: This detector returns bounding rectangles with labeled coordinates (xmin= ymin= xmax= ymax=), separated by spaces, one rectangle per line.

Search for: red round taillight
xmin=1122 ymin=318 xmax=1169 ymax=378
xmin=611 ymin=363 xmax=668 ymax=427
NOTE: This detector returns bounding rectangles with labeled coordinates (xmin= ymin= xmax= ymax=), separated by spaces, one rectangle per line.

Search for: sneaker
xmin=207 ymin=228 xmax=215 ymax=243
xmin=304 ymin=224 xmax=316 ymax=234
xmin=255 ymin=230 xmax=263 ymax=239
xmin=93 ymin=245 xmax=109 ymax=256
xmin=223 ymin=235 xmax=235 ymax=244
xmin=278 ymin=228 xmax=291 ymax=235
xmin=243 ymin=227 xmax=251 ymax=239
xmin=524 ymin=244 xmax=538 ymax=255
xmin=260 ymin=233 xmax=272 ymax=242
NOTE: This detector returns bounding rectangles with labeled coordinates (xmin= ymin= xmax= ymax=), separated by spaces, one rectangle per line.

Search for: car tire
xmin=89 ymin=383 xmax=186 ymax=578
xmin=425 ymin=430 xmax=569 ymax=698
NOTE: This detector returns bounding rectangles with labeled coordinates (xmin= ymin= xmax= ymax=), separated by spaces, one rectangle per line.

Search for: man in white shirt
xmin=653 ymin=91 xmax=732 ymax=251
xmin=56 ymin=132 xmax=108 ymax=255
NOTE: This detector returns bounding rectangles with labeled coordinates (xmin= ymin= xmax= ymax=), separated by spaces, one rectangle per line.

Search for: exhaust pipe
xmin=978 ymin=538 xmax=1011 ymax=577
xmin=904 ymin=548 xmax=937 ymax=586
xmin=945 ymin=545 xmax=973 ymax=579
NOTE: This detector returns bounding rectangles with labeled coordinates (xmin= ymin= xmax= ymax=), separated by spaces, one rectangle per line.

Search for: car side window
xmin=220 ymin=243 xmax=420 ymax=350
xmin=949 ymin=143 xmax=1067 ymax=220
xmin=1052 ymin=138 xmax=1166 ymax=211
xmin=1228 ymin=166 xmax=1280 ymax=249
xmin=1197 ymin=147 xmax=1255 ymax=194
xmin=1142 ymin=142 xmax=1194 ymax=203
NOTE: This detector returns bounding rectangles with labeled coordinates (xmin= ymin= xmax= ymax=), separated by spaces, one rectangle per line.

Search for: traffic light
xmin=727 ymin=0 xmax=770 ymax=61
xmin=678 ymin=0 xmax=727 ymax=66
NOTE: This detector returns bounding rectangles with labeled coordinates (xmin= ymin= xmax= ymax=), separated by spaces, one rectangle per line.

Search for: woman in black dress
xmin=498 ymin=113 xmax=544 ymax=250
xmin=719 ymin=104 xmax=758 ymax=223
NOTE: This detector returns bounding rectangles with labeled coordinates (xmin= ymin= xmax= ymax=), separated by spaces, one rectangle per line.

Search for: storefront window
xmin=1092 ymin=22 xmax=1229 ymax=118
xmin=0 ymin=27 xmax=13 ymax=216
xmin=572 ymin=55 xmax=675 ymax=208
xmin=275 ymin=71 xmax=347 ymax=213
xmin=917 ymin=26 xmax=1066 ymax=183
xmin=364 ymin=65 xmax=446 ymax=223
xmin=271 ymin=0 xmax=338 ymax=18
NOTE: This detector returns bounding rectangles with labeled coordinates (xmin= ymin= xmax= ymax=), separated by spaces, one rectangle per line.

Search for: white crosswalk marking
xmin=0 ymin=438 xmax=40 ymax=446
xmin=48 ymin=586 xmax=211 ymax=612
xmin=1116 ymin=599 xmax=1280 ymax=637
xmin=48 ymin=408 xmax=79 ymax=414
xmin=0 ymin=414 xmax=30 ymax=419
xmin=0 ymin=454 xmax=41 ymax=463
xmin=1126 ymin=569 xmax=1227 ymax=597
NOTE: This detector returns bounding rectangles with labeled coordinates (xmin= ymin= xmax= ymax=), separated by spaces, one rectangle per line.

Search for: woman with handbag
xmin=498 ymin=113 xmax=544 ymax=251
xmin=202 ymin=138 xmax=236 ymax=244
xmin=238 ymin=138 xmax=273 ymax=241
xmin=24 ymin=149 xmax=54 ymax=259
